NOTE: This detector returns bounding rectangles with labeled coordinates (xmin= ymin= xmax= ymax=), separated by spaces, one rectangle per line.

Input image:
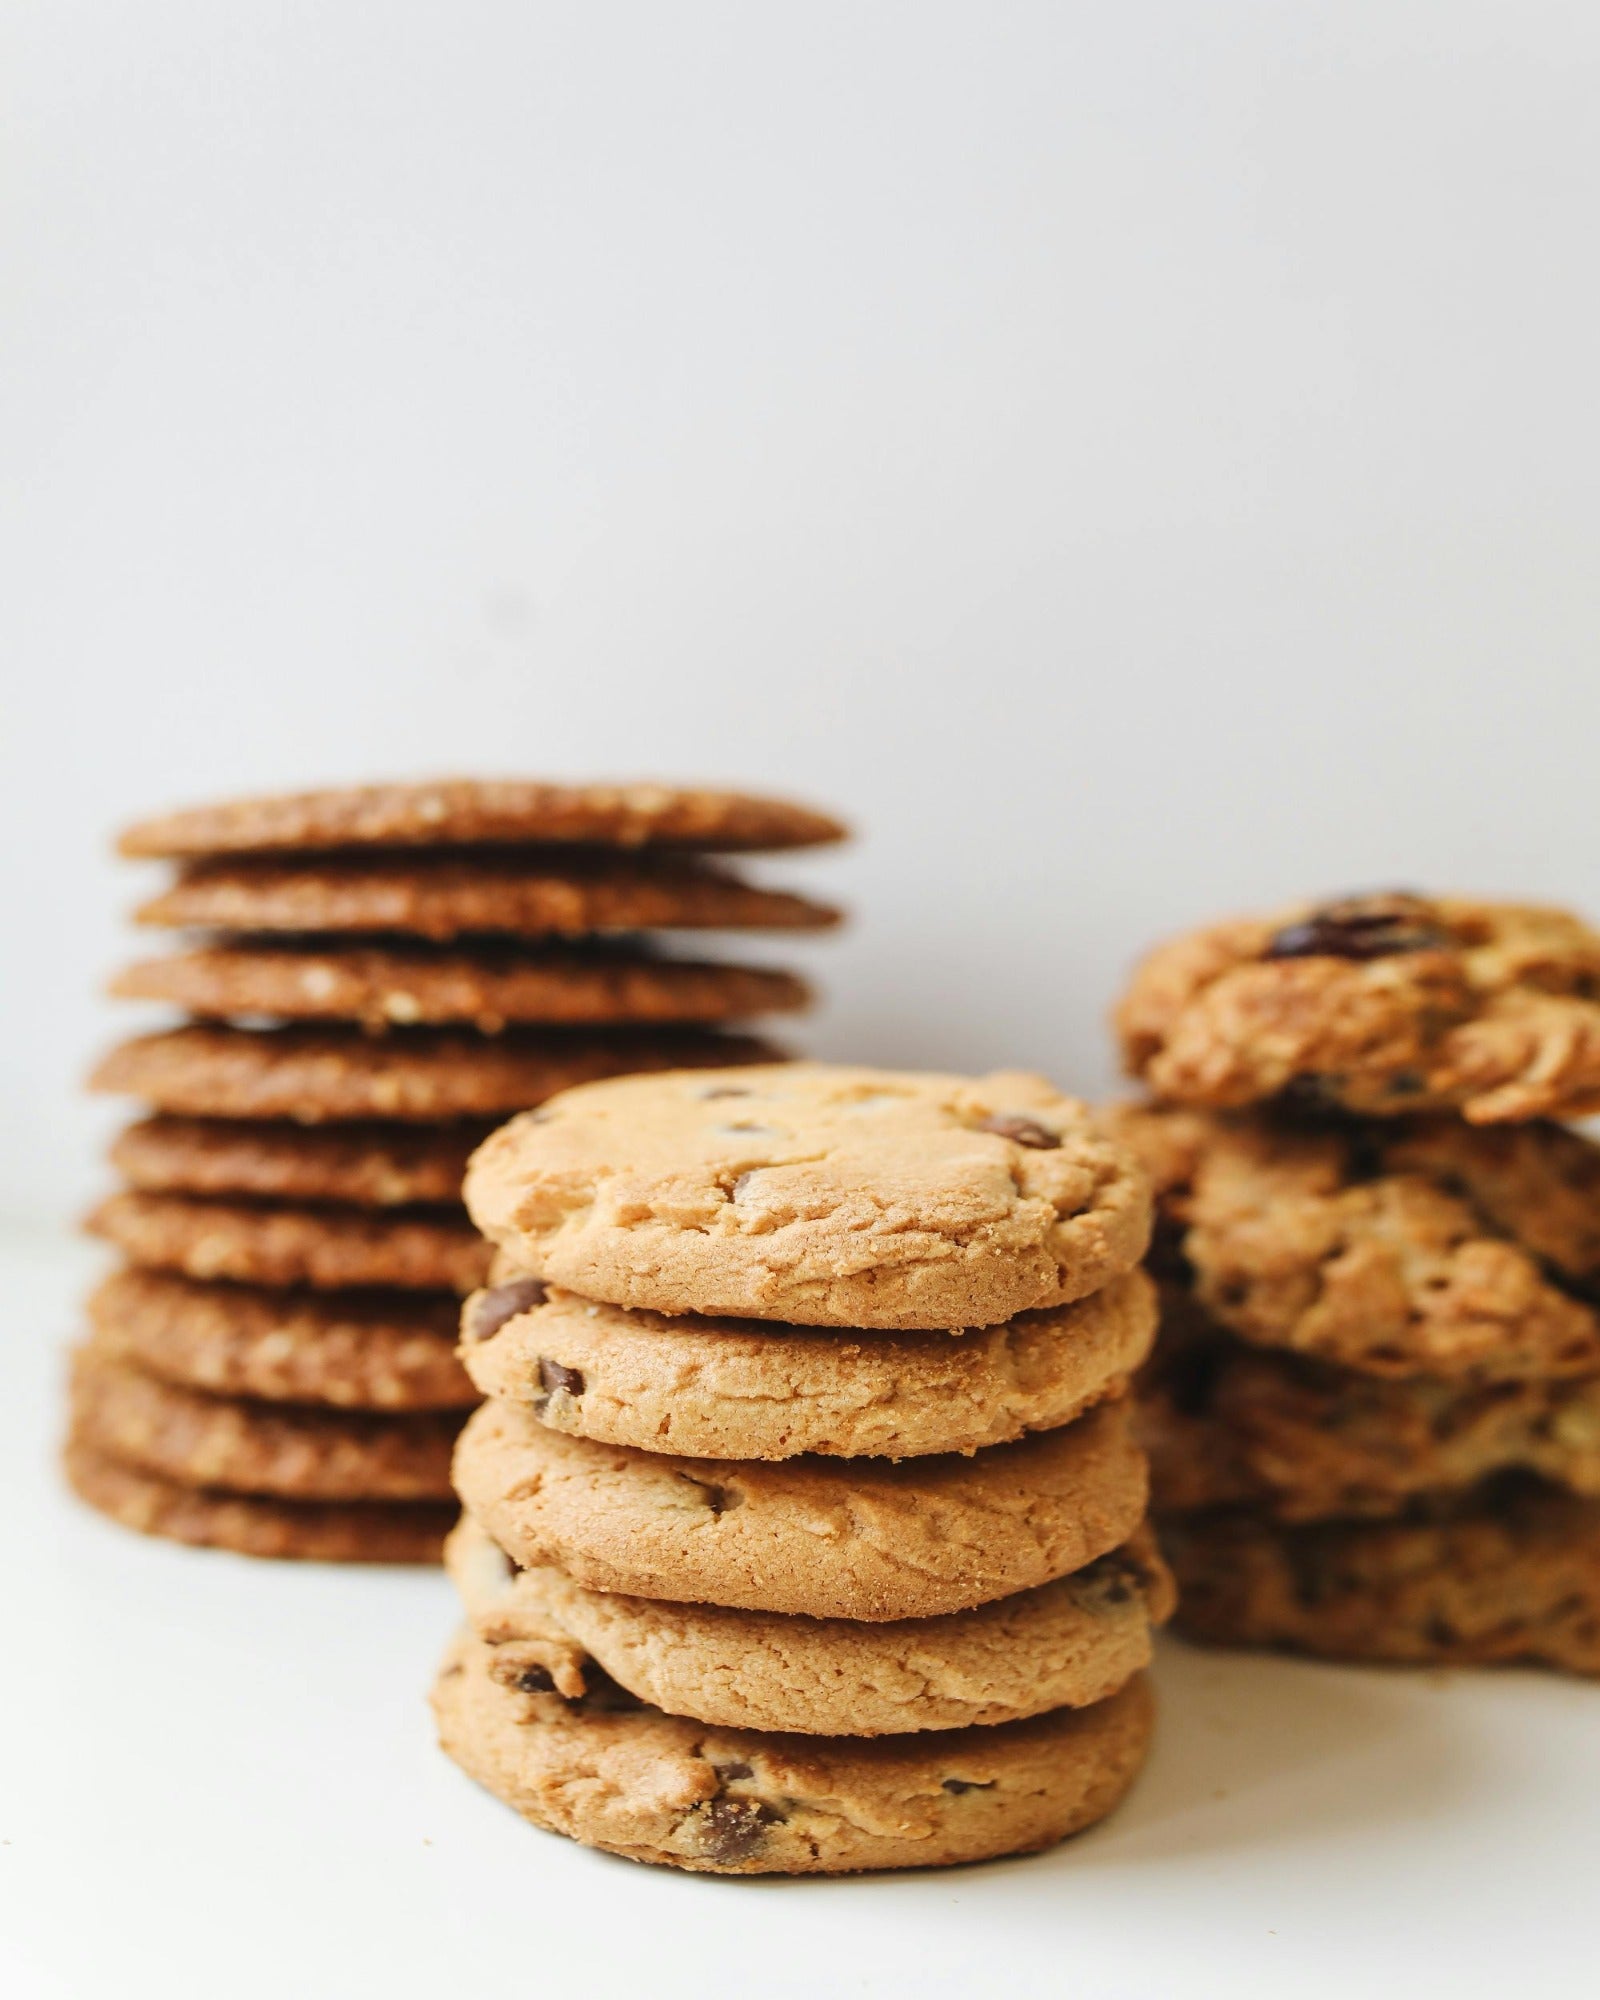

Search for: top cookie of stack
xmin=1113 ymin=889 xmax=1600 ymax=1676
xmin=71 ymin=778 xmax=843 ymax=1565
xmin=435 ymin=1062 xmax=1166 ymax=1875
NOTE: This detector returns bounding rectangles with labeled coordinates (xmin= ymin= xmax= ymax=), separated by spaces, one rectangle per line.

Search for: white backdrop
xmin=6 ymin=1 xmax=1600 ymax=1224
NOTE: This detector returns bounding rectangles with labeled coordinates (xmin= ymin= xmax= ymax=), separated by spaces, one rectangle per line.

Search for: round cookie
xmin=447 ymin=1511 xmax=1172 ymax=1735
xmin=110 ymin=1116 xmax=487 ymax=1207
xmin=64 ymin=1436 xmax=454 ymax=1563
xmin=87 ymin=1268 xmax=474 ymax=1410
xmin=134 ymin=854 xmax=840 ymax=941
xmin=118 ymin=778 xmax=847 ymax=857
xmin=1161 ymin=1485 xmax=1600 ymax=1674
xmin=465 ymin=1064 xmax=1152 ymax=1331
xmin=86 ymin=1189 xmax=491 ymax=1293
xmin=459 ymin=1271 xmax=1156 ymax=1460
xmin=453 ymin=1395 xmax=1147 ymax=1620
xmin=89 ymin=1025 xmax=779 ymax=1123
xmin=69 ymin=1346 xmax=461 ymax=1500
xmin=1117 ymin=891 xmax=1600 ymax=1124
xmin=1106 ymin=1102 xmax=1600 ymax=1379
xmin=1140 ymin=1326 xmax=1600 ymax=1520
xmin=110 ymin=943 xmax=811 ymax=1031
xmin=432 ymin=1625 xmax=1154 ymax=1874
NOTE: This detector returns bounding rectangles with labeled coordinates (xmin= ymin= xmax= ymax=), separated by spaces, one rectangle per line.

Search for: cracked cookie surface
xmin=1117 ymin=892 xmax=1600 ymax=1123
xmin=459 ymin=1271 xmax=1154 ymax=1459
xmin=119 ymin=777 xmax=846 ymax=857
xmin=431 ymin=1624 xmax=1153 ymax=1873
xmin=1106 ymin=1102 xmax=1600 ymax=1378
xmin=465 ymin=1064 xmax=1151 ymax=1330
xmin=87 ymin=1268 xmax=473 ymax=1409
xmin=91 ymin=1025 xmax=777 ymax=1123
xmin=69 ymin=1346 xmax=462 ymax=1500
xmin=64 ymin=1435 xmax=453 ymax=1562
xmin=452 ymin=1394 xmax=1146 ymax=1620
xmin=447 ymin=1511 xmax=1171 ymax=1734
xmin=1161 ymin=1484 xmax=1600 ymax=1673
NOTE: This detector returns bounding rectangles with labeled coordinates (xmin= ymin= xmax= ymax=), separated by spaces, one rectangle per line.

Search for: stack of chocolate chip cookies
xmin=434 ymin=1061 xmax=1169 ymax=1874
xmin=1110 ymin=890 xmax=1600 ymax=1674
xmin=67 ymin=779 xmax=843 ymax=1563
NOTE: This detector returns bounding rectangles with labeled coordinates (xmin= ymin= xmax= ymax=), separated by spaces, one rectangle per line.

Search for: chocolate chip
xmin=695 ymin=1795 xmax=785 ymax=1861
xmin=515 ymin=1664 xmax=556 ymax=1693
xmin=730 ymin=1170 xmax=760 ymax=1200
xmin=680 ymin=1475 xmax=741 ymax=1514
xmin=537 ymin=1356 xmax=585 ymax=1397
xmin=462 ymin=1276 xmax=547 ymax=1343
xmin=700 ymin=1086 xmax=753 ymax=1099
xmin=1263 ymin=894 xmax=1449 ymax=963
xmin=713 ymin=1760 xmax=753 ymax=1782
xmin=941 ymin=1777 xmax=996 ymax=1795
xmin=977 ymin=1114 xmax=1061 ymax=1149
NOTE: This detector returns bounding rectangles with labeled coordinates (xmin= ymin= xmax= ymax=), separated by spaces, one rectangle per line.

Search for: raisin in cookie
xmin=447 ymin=1511 xmax=1171 ymax=1735
xmin=1118 ymin=892 xmax=1600 ymax=1123
xmin=465 ymin=1064 xmax=1152 ymax=1331
xmin=1106 ymin=1102 xmax=1600 ymax=1378
xmin=458 ymin=1271 xmax=1154 ymax=1460
xmin=453 ymin=1395 xmax=1146 ymax=1621
xmin=431 ymin=1625 xmax=1153 ymax=1873
xmin=1162 ymin=1483 xmax=1600 ymax=1674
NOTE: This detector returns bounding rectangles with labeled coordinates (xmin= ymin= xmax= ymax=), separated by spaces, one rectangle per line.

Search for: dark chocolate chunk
xmin=694 ymin=1795 xmax=785 ymax=1862
xmin=537 ymin=1356 xmax=585 ymax=1397
xmin=1264 ymin=894 xmax=1448 ymax=963
xmin=977 ymin=1113 xmax=1061 ymax=1149
xmin=515 ymin=1664 xmax=556 ymax=1693
xmin=462 ymin=1276 xmax=547 ymax=1343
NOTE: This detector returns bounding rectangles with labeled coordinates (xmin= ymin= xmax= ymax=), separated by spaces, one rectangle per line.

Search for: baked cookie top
xmin=453 ymin=1394 xmax=1147 ymax=1621
xmin=119 ymin=777 xmax=846 ymax=857
xmin=1117 ymin=891 xmax=1600 ymax=1123
xmin=134 ymin=853 xmax=840 ymax=941
xmin=446 ymin=1511 xmax=1171 ymax=1738
xmin=432 ymin=1625 xmax=1153 ymax=1875
xmin=466 ymin=1064 xmax=1152 ymax=1331
xmin=458 ymin=1271 xmax=1154 ymax=1460
xmin=1107 ymin=1101 xmax=1600 ymax=1379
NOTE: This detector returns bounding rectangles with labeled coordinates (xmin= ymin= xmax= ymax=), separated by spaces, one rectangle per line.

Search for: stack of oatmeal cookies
xmin=67 ymin=779 xmax=842 ymax=1563
xmin=434 ymin=1061 xmax=1168 ymax=1874
xmin=1111 ymin=890 xmax=1600 ymax=1674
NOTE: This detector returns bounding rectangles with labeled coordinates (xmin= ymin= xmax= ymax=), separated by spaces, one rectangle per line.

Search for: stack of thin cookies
xmin=434 ymin=1061 xmax=1168 ymax=1874
xmin=1109 ymin=889 xmax=1600 ymax=1674
xmin=67 ymin=778 xmax=844 ymax=1563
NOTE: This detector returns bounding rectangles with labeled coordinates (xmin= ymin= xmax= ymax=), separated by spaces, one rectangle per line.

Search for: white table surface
xmin=3 ymin=1225 xmax=1593 ymax=2000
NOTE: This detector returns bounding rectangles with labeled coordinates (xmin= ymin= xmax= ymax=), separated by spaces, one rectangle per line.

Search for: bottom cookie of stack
xmin=433 ymin=1508 xmax=1168 ymax=1874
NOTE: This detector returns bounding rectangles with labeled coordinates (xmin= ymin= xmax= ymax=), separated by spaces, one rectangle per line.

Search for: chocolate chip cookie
xmin=452 ymin=1395 xmax=1146 ymax=1621
xmin=1118 ymin=892 xmax=1600 ymax=1123
xmin=447 ymin=1511 xmax=1171 ymax=1735
xmin=458 ymin=1271 xmax=1154 ymax=1459
xmin=466 ymin=1064 xmax=1152 ymax=1330
xmin=109 ymin=1116 xmax=487 ymax=1207
xmin=431 ymin=1624 xmax=1153 ymax=1872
